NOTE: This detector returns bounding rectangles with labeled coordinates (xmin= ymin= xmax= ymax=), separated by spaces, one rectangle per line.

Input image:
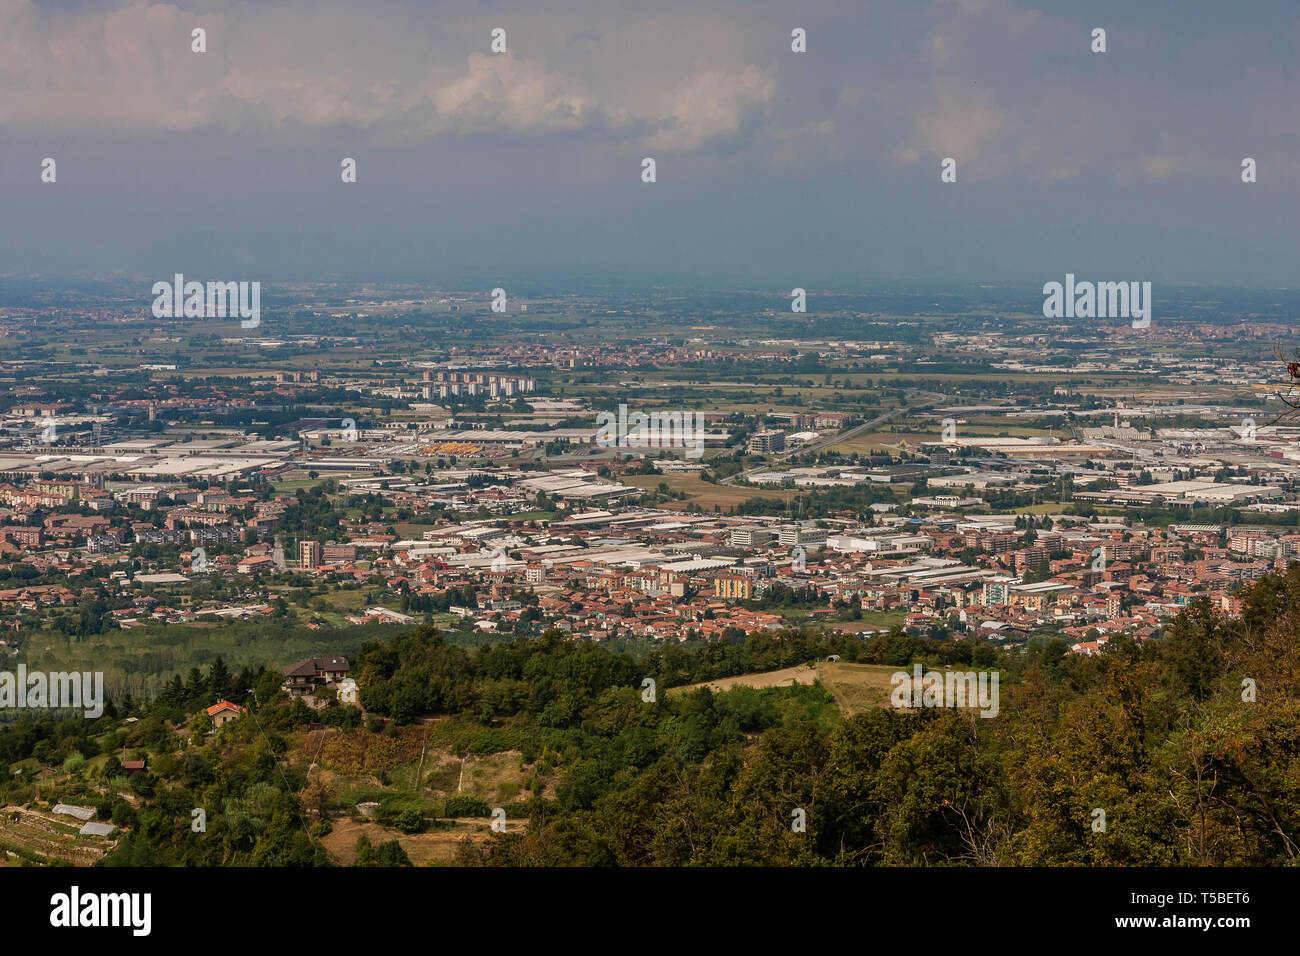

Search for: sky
xmin=2 ymin=0 xmax=1299 ymax=288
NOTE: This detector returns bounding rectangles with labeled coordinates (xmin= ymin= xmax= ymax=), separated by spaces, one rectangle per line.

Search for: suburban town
xmin=0 ymin=292 xmax=1293 ymax=672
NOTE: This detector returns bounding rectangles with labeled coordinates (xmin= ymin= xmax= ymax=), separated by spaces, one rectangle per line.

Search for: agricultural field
xmin=304 ymin=723 xmax=555 ymax=856
xmin=0 ymin=806 xmax=117 ymax=866
xmin=826 ymin=430 xmax=938 ymax=453
xmin=619 ymin=473 xmax=800 ymax=509
xmin=272 ymin=478 xmax=330 ymax=493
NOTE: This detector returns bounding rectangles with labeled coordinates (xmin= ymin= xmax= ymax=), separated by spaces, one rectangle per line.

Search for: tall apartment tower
xmin=299 ymin=540 xmax=323 ymax=569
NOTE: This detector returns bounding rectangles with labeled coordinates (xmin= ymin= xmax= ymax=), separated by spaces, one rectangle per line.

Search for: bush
xmin=62 ymin=753 xmax=86 ymax=774
xmin=321 ymin=706 xmax=362 ymax=730
xmin=354 ymin=834 xmax=375 ymax=866
xmin=110 ymin=799 xmax=137 ymax=829
xmin=375 ymin=839 xmax=412 ymax=867
xmin=375 ymin=793 xmax=431 ymax=834
xmin=442 ymin=794 xmax=491 ymax=818
xmin=393 ymin=809 xmax=426 ymax=834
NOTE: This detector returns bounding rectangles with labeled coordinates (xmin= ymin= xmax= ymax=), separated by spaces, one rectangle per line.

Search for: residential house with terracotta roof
xmin=206 ymin=699 xmax=246 ymax=728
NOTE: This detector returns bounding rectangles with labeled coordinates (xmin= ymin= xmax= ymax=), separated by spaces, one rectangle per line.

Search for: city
xmin=0 ymin=282 xmax=1295 ymax=673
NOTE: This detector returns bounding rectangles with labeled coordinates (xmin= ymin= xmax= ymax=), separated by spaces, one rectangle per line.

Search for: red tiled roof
xmin=206 ymin=699 xmax=246 ymax=716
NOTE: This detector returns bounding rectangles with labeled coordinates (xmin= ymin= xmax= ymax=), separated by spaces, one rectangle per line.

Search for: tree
xmin=353 ymin=834 xmax=376 ymax=866
xmin=208 ymin=657 xmax=232 ymax=701
xmin=375 ymin=840 xmax=412 ymax=866
xmin=189 ymin=709 xmax=214 ymax=739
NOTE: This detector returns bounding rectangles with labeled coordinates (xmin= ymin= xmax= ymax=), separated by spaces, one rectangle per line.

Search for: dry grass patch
xmin=813 ymin=662 xmax=900 ymax=715
xmin=314 ymin=727 xmax=426 ymax=774
xmin=434 ymin=750 xmax=554 ymax=803
xmin=666 ymin=661 xmax=900 ymax=717
xmin=620 ymin=474 xmax=799 ymax=510
xmin=319 ymin=815 xmax=520 ymax=866
xmin=668 ymin=664 xmax=821 ymax=695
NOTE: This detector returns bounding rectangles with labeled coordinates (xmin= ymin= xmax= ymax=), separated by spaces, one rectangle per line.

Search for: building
xmin=237 ymin=554 xmax=277 ymax=575
xmin=813 ymin=412 xmax=851 ymax=429
xmin=86 ymin=533 xmax=122 ymax=555
xmin=748 ymin=430 xmax=786 ymax=454
xmin=982 ymin=577 xmax=1016 ymax=607
xmin=922 ymin=442 xmax=954 ymax=465
xmin=282 ymin=655 xmax=352 ymax=697
xmin=364 ymin=607 xmax=416 ymax=625
xmin=778 ymin=525 xmax=827 ymax=547
xmin=299 ymin=540 xmax=323 ymax=569
xmin=714 ymin=573 xmax=754 ymax=601
xmin=1013 ymin=546 xmax=1050 ymax=573
xmin=206 ymin=699 xmax=247 ymax=728
xmin=730 ymin=525 xmax=775 ymax=547
xmin=322 ymin=543 xmax=357 ymax=564
xmin=966 ymin=531 xmax=1020 ymax=554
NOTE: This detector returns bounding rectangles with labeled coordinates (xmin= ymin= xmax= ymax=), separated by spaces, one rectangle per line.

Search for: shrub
xmin=62 ymin=753 xmax=86 ymax=774
xmin=393 ymin=809 xmax=426 ymax=834
xmin=442 ymin=794 xmax=491 ymax=818
xmin=375 ymin=840 xmax=412 ymax=867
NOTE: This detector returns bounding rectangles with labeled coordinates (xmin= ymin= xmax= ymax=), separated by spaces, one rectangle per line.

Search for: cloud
xmin=643 ymin=65 xmax=776 ymax=153
xmin=429 ymin=53 xmax=619 ymax=136
xmin=905 ymin=88 xmax=1007 ymax=166
xmin=1143 ymin=155 xmax=1176 ymax=179
xmin=0 ymin=0 xmax=773 ymax=154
